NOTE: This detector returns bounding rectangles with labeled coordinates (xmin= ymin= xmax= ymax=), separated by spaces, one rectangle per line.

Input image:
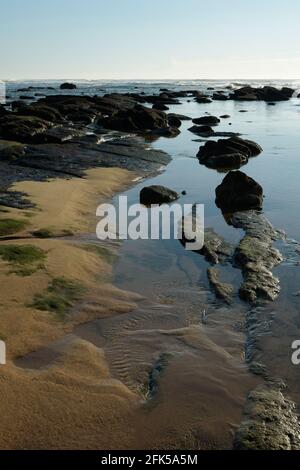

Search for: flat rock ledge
xmin=232 ymin=211 xmax=283 ymax=303
xmin=234 ymin=384 xmax=300 ymax=450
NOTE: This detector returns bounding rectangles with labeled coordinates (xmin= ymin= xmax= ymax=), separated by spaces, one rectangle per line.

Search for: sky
xmin=1 ymin=0 xmax=300 ymax=80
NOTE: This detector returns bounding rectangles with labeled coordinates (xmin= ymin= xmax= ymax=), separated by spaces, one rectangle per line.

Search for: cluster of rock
xmin=197 ymin=137 xmax=262 ymax=170
xmin=230 ymin=85 xmax=295 ymax=102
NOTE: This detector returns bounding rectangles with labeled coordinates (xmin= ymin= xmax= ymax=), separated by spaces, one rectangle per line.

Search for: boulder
xmin=197 ymin=137 xmax=262 ymax=169
xmin=102 ymin=104 xmax=168 ymax=132
xmin=140 ymin=185 xmax=179 ymax=205
xmin=215 ymin=171 xmax=263 ymax=213
xmin=60 ymin=82 xmax=77 ymax=90
xmin=188 ymin=125 xmax=214 ymax=136
xmin=192 ymin=116 xmax=220 ymax=126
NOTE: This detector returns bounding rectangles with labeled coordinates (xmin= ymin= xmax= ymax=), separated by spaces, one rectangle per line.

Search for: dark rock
xmin=197 ymin=136 xmax=262 ymax=170
xmin=140 ymin=185 xmax=179 ymax=205
xmin=0 ymin=105 xmax=7 ymax=117
xmin=167 ymin=115 xmax=182 ymax=128
xmin=212 ymin=93 xmax=228 ymax=101
xmin=220 ymin=114 xmax=230 ymax=119
xmin=147 ymin=127 xmax=180 ymax=138
xmin=0 ymin=115 xmax=53 ymax=143
xmin=102 ymin=104 xmax=168 ymax=132
xmin=215 ymin=171 xmax=263 ymax=213
xmin=19 ymin=96 xmax=35 ymax=100
xmin=60 ymin=82 xmax=77 ymax=90
xmin=195 ymin=95 xmax=212 ymax=104
xmin=188 ymin=125 xmax=214 ymax=136
xmin=152 ymin=103 xmax=169 ymax=111
xmin=167 ymin=113 xmax=191 ymax=121
xmin=192 ymin=116 xmax=220 ymax=126
xmin=231 ymin=86 xmax=295 ymax=102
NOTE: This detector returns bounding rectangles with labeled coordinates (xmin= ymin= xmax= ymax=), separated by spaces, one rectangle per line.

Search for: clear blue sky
xmin=1 ymin=0 xmax=300 ymax=79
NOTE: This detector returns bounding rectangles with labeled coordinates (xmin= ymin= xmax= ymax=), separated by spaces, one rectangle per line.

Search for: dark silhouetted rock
xmin=231 ymin=86 xmax=295 ymax=102
xmin=192 ymin=116 xmax=220 ymax=126
xmin=167 ymin=115 xmax=182 ymax=128
xmin=197 ymin=137 xmax=262 ymax=169
xmin=167 ymin=113 xmax=191 ymax=121
xmin=152 ymin=103 xmax=169 ymax=111
xmin=102 ymin=104 xmax=168 ymax=132
xmin=188 ymin=125 xmax=214 ymax=136
xmin=215 ymin=171 xmax=263 ymax=213
xmin=60 ymin=82 xmax=77 ymax=90
xmin=140 ymin=185 xmax=179 ymax=205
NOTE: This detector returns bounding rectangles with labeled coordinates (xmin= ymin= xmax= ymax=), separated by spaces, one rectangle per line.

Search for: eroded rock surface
xmin=207 ymin=267 xmax=233 ymax=304
xmin=232 ymin=211 xmax=283 ymax=303
xmin=234 ymin=384 xmax=300 ymax=450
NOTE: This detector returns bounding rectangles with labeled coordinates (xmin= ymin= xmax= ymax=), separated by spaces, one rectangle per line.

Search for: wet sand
xmin=0 ymin=161 xmax=258 ymax=449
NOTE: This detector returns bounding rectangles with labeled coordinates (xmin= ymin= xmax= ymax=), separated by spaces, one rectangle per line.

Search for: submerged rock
xmin=207 ymin=267 xmax=233 ymax=304
xmin=199 ymin=228 xmax=233 ymax=264
xmin=234 ymin=385 xmax=300 ymax=450
xmin=140 ymin=185 xmax=179 ymax=205
xmin=215 ymin=171 xmax=263 ymax=212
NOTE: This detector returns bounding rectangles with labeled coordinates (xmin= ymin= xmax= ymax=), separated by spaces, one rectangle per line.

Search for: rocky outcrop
xmin=0 ymin=115 xmax=53 ymax=143
xmin=198 ymin=137 xmax=262 ymax=170
xmin=232 ymin=211 xmax=283 ymax=303
xmin=215 ymin=171 xmax=263 ymax=213
xmin=140 ymin=185 xmax=179 ymax=205
xmin=199 ymin=228 xmax=233 ymax=264
xmin=234 ymin=384 xmax=300 ymax=450
xmin=231 ymin=86 xmax=295 ymax=102
xmin=102 ymin=104 xmax=169 ymax=132
xmin=207 ymin=267 xmax=233 ymax=304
